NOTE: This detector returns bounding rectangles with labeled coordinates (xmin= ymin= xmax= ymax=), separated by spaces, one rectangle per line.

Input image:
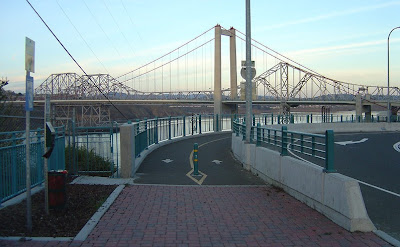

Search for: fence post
xmin=310 ymin=114 xmax=313 ymax=123
xmin=256 ymin=123 xmax=261 ymax=146
xmin=193 ymin=143 xmax=199 ymax=176
xmin=168 ymin=116 xmax=172 ymax=140
xmin=281 ymin=126 xmax=288 ymax=156
xmin=242 ymin=119 xmax=246 ymax=141
xmin=144 ymin=118 xmax=148 ymax=150
xmin=155 ymin=118 xmax=159 ymax=144
xmin=11 ymin=133 xmax=17 ymax=196
xmin=216 ymin=114 xmax=219 ymax=132
xmin=324 ymin=130 xmax=336 ymax=173
xmin=271 ymin=113 xmax=274 ymax=125
xmin=252 ymin=114 xmax=255 ymax=127
xmin=183 ymin=116 xmax=186 ymax=137
xmin=199 ymin=114 xmax=202 ymax=134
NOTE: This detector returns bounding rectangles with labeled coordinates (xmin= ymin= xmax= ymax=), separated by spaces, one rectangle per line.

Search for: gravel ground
xmin=0 ymin=177 xmax=117 ymax=237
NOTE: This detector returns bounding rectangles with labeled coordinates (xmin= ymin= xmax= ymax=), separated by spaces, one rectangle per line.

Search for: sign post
xmin=44 ymin=94 xmax=50 ymax=214
xmin=25 ymin=37 xmax=35 ymax=233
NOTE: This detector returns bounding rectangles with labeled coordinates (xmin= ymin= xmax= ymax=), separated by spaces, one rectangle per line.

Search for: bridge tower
xmin=214 ymin=25 xmax=238 ymax=130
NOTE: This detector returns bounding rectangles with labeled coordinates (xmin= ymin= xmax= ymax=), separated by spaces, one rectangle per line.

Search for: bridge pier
xmin=356 ymin=94 xmax=372 ymax=122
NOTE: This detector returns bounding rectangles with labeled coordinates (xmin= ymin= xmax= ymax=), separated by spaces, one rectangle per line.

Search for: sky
xmin=1 ymin=0 xmax=399 ymax=93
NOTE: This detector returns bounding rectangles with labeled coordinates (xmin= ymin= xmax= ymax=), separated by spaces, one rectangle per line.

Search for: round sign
xmin=240 ymin=67 xmax=256 ymax=80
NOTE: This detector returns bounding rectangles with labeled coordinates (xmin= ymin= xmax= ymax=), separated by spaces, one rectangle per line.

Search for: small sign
xmin=25 ymin=37 xmax=35 ymax=73
xmin=25 ymin=75 xmax=34 ymax=111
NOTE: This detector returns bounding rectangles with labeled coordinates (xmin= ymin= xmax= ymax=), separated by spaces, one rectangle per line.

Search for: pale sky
xmin=1 ymin=0 xmax=399 ymax=93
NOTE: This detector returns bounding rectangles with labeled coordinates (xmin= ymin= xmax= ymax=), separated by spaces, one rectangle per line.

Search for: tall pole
xmin=387 ymin=26 xmax=400 ymax=123
xmin=245 ymin=0 xmax=252 ymax=142
xmin=25 ymin=71 xmax=32 ymax=233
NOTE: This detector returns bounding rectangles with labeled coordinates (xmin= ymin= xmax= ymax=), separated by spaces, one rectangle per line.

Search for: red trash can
xmin=48 ymin=170 xmax=68 ymax=209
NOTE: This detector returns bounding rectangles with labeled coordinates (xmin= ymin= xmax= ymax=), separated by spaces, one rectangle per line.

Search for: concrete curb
xmin=374 ymin=230 xmax=400 ymax=247
xmin=0 ymin=237 xmax=73 ymax=242
xmin=74 ymin=184 xmax=125 ymax=241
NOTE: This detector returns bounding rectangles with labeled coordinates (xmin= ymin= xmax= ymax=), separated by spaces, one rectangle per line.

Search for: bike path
xmin=134 ymin=132 xmax=266 ymax=185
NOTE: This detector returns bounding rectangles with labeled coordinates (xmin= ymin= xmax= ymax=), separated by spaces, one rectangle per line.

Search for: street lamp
xmin=387 ymin=26 xmax=400 ymax=122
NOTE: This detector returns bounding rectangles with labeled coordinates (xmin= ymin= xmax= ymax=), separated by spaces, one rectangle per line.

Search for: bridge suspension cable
xmin=26 ymin=0 xmax=129 ymax=121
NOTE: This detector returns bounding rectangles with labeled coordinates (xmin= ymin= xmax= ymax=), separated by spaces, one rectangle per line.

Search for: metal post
xmin=25 ymin=71 xmax=32 ymax=233
xmin=281 ymin=126 xmax=288 ymax=156
xmin=193 ymin=143 xmax=199 ymax=176
xmin=199 ymin=114 xmax=202 ymax=134
xmin=44 ymin=94 xmax=50 ymax=215
xmin=388 ymin=27 xmax=400 ymax=123
xmin=245 ymin=0 xmax=253 ymax=142
xmin=256 ymin=123 xmax=261 ymax=146
xmin=168 ymin=116 xmax=171 ymax=140
xmin=183 ymin=116 xmax=186 ymax=137
xmin=324 ymin=130 xmax=336 ymax=173
xmin=155 ymin=118 xmax=159 ymax=144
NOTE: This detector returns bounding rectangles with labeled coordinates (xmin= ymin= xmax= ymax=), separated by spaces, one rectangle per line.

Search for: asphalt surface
xmin=134 ymin=132 xmax=266 ymax=186
xmin=290 ymin=131 xmax=400 ymax=241
xmin=334 ymin=132 xmax=400 ymax=241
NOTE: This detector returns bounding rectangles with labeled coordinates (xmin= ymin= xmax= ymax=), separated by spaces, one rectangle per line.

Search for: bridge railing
xmin=0 ymin=127 xmax=65 ymax=204
xmin=233 ymin=120 xmax=336 ymax=173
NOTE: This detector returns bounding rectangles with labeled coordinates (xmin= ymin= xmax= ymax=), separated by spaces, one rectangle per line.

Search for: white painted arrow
xmin=162 ymin=159 xmax=173 ymax=163
xmin=393 ymin=141 xmax=400 ymax=152
xmin=211 ymin=160 xmax=223 ymax=165
xmin=335 ymin=138 xmax=368 ymax=146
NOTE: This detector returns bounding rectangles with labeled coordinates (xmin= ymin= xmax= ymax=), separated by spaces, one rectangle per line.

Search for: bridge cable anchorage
xmin=25 ymin=0 xmax=129 ymax=121
xmin=115 ymin=25 xmax=215 ymax=80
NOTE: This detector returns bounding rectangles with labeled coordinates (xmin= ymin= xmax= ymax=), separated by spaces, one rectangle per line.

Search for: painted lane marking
xmin=335 ymin=138 xmax=368 ymax=146
xmin=212 ymin=160 xmax=223 ymax=165
xmin=393 ymin=141 xmax=400 ymax=153
xmin=356 ymin=179 xmax=400 ymax=198
xmin=287 ymin=141 xmax=400 ymax=198
xmin=162 ymin=159 xmax=173 ymax=163
xmin=187 ymin=136 xmax=230 ymax=185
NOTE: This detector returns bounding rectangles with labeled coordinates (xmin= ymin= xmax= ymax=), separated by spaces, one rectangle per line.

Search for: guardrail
xmin=0 ymin=127 xmax=65 ymax=204
xmin=233 ymin=120 xmax=336 ymax=173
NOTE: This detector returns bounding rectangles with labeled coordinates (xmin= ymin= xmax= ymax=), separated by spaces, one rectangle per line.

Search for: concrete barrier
xmin=231 ymin=132 xmax=376 ymax=232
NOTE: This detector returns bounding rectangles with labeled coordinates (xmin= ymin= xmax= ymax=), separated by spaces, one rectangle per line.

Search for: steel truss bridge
xmin=34 ymin=25 xmax=400 ymax=126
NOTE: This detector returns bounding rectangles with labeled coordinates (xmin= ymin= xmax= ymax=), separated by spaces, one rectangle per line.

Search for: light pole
xmin=387 ymin=26 xmax=400 ymax=122
xmin=245 ymin=0 xmax=252 ymax=142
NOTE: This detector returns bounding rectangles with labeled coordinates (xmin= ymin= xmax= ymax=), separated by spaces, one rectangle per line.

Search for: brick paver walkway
xmin=0 ymin=185 xmax=391 ymax=246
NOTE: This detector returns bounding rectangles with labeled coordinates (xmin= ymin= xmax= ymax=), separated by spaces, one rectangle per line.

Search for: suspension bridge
xmin=33 ymin=25 xmax=400 ymax=126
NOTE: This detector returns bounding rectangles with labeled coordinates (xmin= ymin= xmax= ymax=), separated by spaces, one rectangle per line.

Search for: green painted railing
xmin=132 ymin=114 xmax=233 ymax=158
xmin=233 ymin=120 xmax=336 ymax=173
xmin=0 ymin=127 xmax=65 ymax=204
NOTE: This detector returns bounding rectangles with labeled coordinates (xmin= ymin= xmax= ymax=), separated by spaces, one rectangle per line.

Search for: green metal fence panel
xmin=0 ymin=127 xmax=65 ymax=204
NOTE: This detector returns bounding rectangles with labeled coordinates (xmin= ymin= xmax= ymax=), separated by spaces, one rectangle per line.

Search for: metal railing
xmin=132 ymin=114 xmax=233 ymax=158
xmin=246 ymin=113 xmax=397 ymax=125
xmin=233 ymin=120 xmax=336 ymax=172
xmin=0 ymin=127 xmax=65 ymax=203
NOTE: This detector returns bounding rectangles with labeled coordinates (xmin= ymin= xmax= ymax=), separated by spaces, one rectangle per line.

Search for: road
xmin=333 ymin=132 xmax=400 ymax=241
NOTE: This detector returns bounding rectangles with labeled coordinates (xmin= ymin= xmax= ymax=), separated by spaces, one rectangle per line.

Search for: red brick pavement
xmin=0 ymin=185 xmax=391 ymax=247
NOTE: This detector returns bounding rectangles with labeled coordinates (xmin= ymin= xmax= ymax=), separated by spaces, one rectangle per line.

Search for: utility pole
xmin=245 ymin=0 xmax=253 ymax=142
